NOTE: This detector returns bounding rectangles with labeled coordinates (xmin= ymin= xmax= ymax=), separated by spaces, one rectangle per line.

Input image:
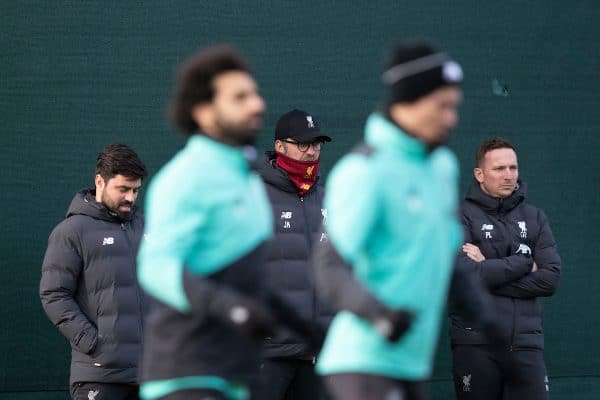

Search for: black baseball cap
xmin=274 ymin=109 xmax=332 ymax=142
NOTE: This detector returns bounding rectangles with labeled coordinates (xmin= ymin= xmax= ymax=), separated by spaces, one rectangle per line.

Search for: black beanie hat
xmin=383 ymin=41 xmax=463 ymax=104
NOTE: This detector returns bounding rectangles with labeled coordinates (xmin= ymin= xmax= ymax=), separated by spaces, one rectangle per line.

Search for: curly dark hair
xmin=476 ymin=137 xmax=515 ymax=167
xmin=95 ymin=143 xmax=148 ymax=181
xmin=169 ymin=44 xmax=251 ymax=135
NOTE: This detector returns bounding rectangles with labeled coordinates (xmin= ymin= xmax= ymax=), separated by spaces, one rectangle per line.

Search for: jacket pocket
xmin=72 ymin=327 xmax=98 ymax=354
xmin=89 ymin=333 xmax=117 ymax=368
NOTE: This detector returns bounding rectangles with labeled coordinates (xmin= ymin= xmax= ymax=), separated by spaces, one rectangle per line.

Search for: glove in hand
xmin=371 ymin=309 xmax=413 ymax=342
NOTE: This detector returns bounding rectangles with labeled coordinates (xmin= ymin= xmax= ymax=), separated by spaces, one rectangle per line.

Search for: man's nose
xmin=252 ymin=94 xmax=266 ymax=113
xmin=446 ymin=110 xmax=458 ymax=130
xmin=503 ymin=170 xmax=515 ymax=180
xmin=125 ymin=191 xmax=136 ymax=203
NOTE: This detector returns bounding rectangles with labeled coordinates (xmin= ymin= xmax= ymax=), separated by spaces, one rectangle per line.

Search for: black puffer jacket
xmin=449 ymin=179 xmax=561 ymax=350
xmin=40 ymin=188 xmax=146 ymax=385
xmin=257 ymin=152 xmax=333 ymax=360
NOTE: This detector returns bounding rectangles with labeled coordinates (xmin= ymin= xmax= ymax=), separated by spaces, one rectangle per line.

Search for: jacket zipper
xmin=299 ymin=195 xmax=318 ymax=358
xmin=122 ymin=222 xmax=145 ymax=357
xmin=497 ymin=211 xmax=517 ymax=352
xmin=509 ymin=298 xmax=517 ymax=351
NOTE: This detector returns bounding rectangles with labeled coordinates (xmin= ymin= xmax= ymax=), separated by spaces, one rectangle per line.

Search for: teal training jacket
xmin=316 ymin=113 xmax=462 ymax=380
xmin=137 ymin=134 xmax=272 ymax=399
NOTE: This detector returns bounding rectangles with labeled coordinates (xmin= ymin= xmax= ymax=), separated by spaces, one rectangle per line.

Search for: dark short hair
xmin=169 ymin=44 xmax=251 ymax=135
xmin=476 ymin=137 xmax=515 ymax=167
xmin=95 ymin=143 xmax=148 ymax=181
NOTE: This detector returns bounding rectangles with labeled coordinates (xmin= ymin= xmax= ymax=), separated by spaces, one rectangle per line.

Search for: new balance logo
xmin=102 ymin=237 xmax=114 ymax=246
xmin=481 ymin=224 xmax=494 ymax=239
xmin=516 ymin=243 xmax=532 ymax=255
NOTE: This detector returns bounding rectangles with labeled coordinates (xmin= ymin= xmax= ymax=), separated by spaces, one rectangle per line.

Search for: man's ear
xmin=95 ymin=174 xmax=105 ymax=191
xmin=95 ymin=174 xmax=106 ymax=201
xmin=474 ymin=167 xmax=484 ymax=183
xmin=191 ymin=103 xmax=213 ymax=133
xmin=274 ymin=140 xmax=285 ymax=153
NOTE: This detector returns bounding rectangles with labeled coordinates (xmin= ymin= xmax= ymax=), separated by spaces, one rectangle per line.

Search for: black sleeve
xmin=449 ymin=253 xmax=508 ymax=347
xmin=459 ymin=215 xmax=533 ymax=289
xmin=182 ymin=268 xmax=322 ymax=343
xmin=182 ymin=268 xmax=277 ymax=339
xmin=465 ymin=254 xmax=533 ymax=289
xmin=493 ymin=210 xmax=561 ymax=298
xmin=39 ymin=224 xmax=98 ymax=354
xmin=312 ymin=239 xmax=389 ymax=321
xmin=449 ymin=254 xmax=495 ymax=322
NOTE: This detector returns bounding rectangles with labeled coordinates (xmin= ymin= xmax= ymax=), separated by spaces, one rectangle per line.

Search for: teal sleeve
xmin=137 ymin=173 xmax=206 ymax=313
xmin=324 ymin=154 xmax=378 ymax=262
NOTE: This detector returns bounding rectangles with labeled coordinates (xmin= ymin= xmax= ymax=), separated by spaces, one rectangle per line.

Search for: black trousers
xmin=324 ymin=373 xmax=427 ymax=400
xmin=257 ymin=358 xmax=324 ymax=400
xmin=71 ymin=382 xmax=139 ymax=400
xmin=452 ymin=345 xmax=549 ymax=400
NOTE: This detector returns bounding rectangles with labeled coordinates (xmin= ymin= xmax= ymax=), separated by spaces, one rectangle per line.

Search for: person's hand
xmin=209 ymin=290 xmax=277 ymax=339
xmin=462 ymin=243 xmax=486 ymax=262
xmin=532 ymin=261 xmax=538 ymax=272
xmin=371 ymin=309 xmax=413 ymax=342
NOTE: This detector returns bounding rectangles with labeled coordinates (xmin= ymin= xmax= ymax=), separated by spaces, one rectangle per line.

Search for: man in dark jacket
xmin=40 ymin=143 xmax=148 ymax=400
xmin=450 ymin=137 xmax=561 ymax=400
xmin=256 ymin=109 xmax=332 ymax=400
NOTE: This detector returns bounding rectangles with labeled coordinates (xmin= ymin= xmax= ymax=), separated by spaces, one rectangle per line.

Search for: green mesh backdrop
xmin=1 ymin=1 xmax=598 ymax=399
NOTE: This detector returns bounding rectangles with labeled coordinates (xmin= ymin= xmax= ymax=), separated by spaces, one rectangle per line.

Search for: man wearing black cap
xmin=256 ymin=109 xmax=333 ymax=400
xmin=312 ymin=42 xmax=492 ymax=400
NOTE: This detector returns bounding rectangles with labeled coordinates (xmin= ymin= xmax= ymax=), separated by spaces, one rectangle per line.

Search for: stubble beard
xmin=214 ymin=113 xmax=262 ymax=147
xmin=101 ymin=192 xmax=132 ymax=220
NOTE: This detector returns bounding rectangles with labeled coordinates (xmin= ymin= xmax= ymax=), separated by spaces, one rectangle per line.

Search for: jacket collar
xmin=66 ymin=188 xmax=137 ymax=223
xmin=364 ymin=112 xmax=428 ymax=160
xmin=188 ymin=134 xmax=253 ymax=175
xmin=465 ymin=178 xmax=527 ymax=213
xmin=257 ymin=151 xmax=319 ymax=195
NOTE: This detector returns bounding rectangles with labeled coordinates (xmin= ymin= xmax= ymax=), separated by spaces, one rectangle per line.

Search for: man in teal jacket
xmin=313 ymin=41 xmax=466 ymax=400
xmin=137 ymin=45 xmax=316 ymax=400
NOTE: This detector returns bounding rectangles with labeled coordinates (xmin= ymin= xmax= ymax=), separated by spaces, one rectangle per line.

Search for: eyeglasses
xmin=280 ymin=139 xmax=324 ymax=152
